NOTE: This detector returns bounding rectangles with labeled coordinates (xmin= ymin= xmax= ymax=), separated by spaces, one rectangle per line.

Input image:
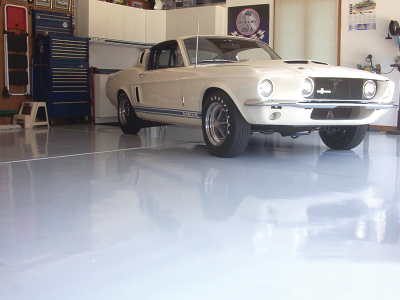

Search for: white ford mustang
xmin=106 ymin=35 xmax=396 ymax=157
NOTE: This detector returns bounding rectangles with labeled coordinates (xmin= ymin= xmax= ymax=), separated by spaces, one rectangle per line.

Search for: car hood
xmin=215 ymin=60 xmax=386 ymax=80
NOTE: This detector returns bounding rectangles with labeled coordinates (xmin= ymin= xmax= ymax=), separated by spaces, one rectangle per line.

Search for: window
xmin=147 ymin=41 xmax=184 ymax=70
xmin=184 ymin=37 xmax=280 ymax=65
xmin=274 ymin=0 xmax=338 ymax=65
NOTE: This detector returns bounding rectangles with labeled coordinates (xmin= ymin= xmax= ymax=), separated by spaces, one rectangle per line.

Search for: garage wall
xmin=0 ymin=0 xmax=34 ymax=125
xmin=340 ymin=0 xmax=400 ymax=127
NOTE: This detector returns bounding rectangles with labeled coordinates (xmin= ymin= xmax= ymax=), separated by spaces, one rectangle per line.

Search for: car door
xmin=136 ymin=41 xmax=184 ymax=124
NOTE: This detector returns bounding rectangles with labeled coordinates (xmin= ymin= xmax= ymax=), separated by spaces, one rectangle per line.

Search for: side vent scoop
xmin=135 ymin=87 xmax=140 ymax=103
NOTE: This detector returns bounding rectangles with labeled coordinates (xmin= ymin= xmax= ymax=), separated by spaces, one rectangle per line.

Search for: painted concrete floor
xmin=0 ymin=124 xmax=399 ymax=300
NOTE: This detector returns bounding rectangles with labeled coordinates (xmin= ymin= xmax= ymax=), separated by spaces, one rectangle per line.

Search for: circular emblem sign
xmin=236 ymin=9 xmax=260 ymax=36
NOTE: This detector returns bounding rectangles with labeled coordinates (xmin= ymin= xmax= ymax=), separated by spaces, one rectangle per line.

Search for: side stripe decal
xmin=135 ymin=106 xmax=202 ymax=119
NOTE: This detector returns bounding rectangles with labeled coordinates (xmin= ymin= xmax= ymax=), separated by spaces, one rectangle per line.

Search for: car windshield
xmin=183 ymin=36 xmax=280 ymax=65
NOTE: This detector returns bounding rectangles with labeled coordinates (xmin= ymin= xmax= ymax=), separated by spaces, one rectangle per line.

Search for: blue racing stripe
xmin=135 ymin=106 xmax=202 ymax=119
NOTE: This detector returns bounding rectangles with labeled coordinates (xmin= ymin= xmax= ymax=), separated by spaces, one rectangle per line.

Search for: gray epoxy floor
xmin=0 ymin=124 xmax=399 ymax=300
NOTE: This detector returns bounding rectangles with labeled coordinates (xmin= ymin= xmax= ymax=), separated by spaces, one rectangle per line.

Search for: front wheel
xmin=118 ymin=92 xmax=142 ymax=134
xmin=202 ymin=91 xmax=250 ymax=157
xmin=319 ymin=125 xmax=368 ymax=150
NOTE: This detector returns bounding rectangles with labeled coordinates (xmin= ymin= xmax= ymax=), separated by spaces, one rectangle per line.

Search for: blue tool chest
xmin=33 ymin=34 xmax=90 ymax=119
xmin=33 ymin=10 xmax=73 ymax=36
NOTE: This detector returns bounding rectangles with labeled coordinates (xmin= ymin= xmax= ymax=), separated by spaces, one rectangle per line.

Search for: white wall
xmin=341 ymin=0 xmax=400 ymax=127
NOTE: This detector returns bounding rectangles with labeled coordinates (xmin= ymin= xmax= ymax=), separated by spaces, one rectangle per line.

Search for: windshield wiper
xmin=196 ymin=59 xmax=237 ymax=64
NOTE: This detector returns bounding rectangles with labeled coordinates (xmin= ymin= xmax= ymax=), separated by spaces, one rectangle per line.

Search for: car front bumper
xmin=243 ymin=100 xmax=398 ymax=126
xmin=244 ymin=100 xmax=398 ymax=110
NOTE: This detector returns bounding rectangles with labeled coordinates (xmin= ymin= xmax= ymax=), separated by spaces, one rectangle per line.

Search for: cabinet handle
xmin=140 ymin=73 xmax=147 ymax=78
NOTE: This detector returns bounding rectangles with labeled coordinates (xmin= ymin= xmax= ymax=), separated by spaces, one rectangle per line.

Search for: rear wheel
xmin=118 ymin=92 xmax=142 ymax=134
xmin=319 ymin=125 xmax=368 ymax=150
xmin=202 ymin=90 xmax=250 ymax=157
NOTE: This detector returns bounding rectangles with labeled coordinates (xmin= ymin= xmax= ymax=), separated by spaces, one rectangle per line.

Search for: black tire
xmin=202 ymin=90 xmax=250 ymax=157
xmin=118 ymin=91 xmax=142 ymax=134
xmin=319 ymin=125 xmax=368 ymax=150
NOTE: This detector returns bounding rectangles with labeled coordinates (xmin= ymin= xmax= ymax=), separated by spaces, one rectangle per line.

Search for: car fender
xmin=201 ymin=80 xmax=257 ymax=124
xmin=106 ymin=68 xmax=141 ymax=109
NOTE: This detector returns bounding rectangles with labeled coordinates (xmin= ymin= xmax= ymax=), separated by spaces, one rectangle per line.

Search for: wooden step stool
xmin=13 ymin=102 xmax=49 ymax=128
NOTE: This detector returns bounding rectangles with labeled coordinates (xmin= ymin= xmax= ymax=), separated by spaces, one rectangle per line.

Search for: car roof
xmin=176 ymin=35 xmax=255 ymax=42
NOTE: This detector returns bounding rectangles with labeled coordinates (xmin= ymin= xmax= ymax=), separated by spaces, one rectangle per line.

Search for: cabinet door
xmin=125 ymin=7 xmax=146 ymax=44
xmin=135 ymin=9 xmax=146 ymax=44
xmin=125 ymin=6 xmax=136 ymax=42
xmin=176 ymin=7 xmax=198 ymax=37
xmin=214 ymin=5 xmax=227 ymax=35
xmin=166 ymin=6 xmax=227 ymax=38
xmin=198 ymin=5 xmax=227 ymax=35
xmin=145 ymin=10 xmax=167 ymax=44
xmin=198 ymin=6 xmax=216 ymax=35
xmin=76 ymin=0 xmax=89 ymax=38
xmin=88 ymin=0 xmax=108 ymax=38
xmin=166 ymin=9 xmax=179 ymax=40
xmin=107 ymin=3 xmax=125 ymax=40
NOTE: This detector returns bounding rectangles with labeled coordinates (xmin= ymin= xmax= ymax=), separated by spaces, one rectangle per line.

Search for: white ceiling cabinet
xmin=145 ymin=10 xmax=167 ymax=44
xmin=125 ymin=6 xmax=146 ymax=43
xmin=76 ymin=0 xmax=108 ymax=39
xmin=76 ymin=0 xmax=148 ymax=43
xmin=76 ymin=0 xmax=227 ymax=45
xmin=108 ymin=3 xmax=125 ymax=41
xmin=166 ymin=6 xmax=227 ymax=40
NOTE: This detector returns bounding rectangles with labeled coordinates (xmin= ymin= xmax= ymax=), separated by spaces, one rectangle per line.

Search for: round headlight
xmin=258 ymin=79 xmax=274 ymax=98
xmin=363 ymin=80 xmax=376 ymax=99
xmin=301 ymin=78 xmax=314 ymax=97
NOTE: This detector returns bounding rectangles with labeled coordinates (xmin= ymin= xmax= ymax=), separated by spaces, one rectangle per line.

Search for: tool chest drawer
xmin=51 ymin=67 xmax=89 ymax=93
xmin=34 ymin=35 xmax=89 ymax=64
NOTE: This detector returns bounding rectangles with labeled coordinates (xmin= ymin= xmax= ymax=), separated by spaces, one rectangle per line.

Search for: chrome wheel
xmin=118 ymin=93 xmax=130 ymax=126
xmin=202 ymin=91 xmax=250 ymax=157
xmin=205 ymin=101 xmax=229 ymax=146
xmin=117 ymin=91 xmax=142 ymax=134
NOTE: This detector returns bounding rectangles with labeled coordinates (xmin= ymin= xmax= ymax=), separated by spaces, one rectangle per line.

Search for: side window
xmin=175 ymin=48 xmax=184 ymax=67
xmin=148 ymin=41 xmax=184 ymax=70
xmin=158 ymin=49 xmax=172 ymax=69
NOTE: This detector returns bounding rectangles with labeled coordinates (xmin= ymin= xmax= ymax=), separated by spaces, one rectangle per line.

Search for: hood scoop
xmin=310 ymin=60 xmax=328 ymax=65
xmin=283 ymin=60 xmax=328 ymax=65
xmin=283 ymin=60 xmax=309 ymax=64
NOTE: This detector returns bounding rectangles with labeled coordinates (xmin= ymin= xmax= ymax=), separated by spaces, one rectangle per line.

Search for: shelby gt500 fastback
xmin=106 ymin=35 xmax=396 ymax=157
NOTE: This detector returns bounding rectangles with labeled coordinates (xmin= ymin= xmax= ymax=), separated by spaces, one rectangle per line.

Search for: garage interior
xmin=1 ymin=0 xmax=400 ymax=299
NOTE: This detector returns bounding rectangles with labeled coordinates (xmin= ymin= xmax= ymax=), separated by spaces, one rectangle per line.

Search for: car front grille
xmin=310 ymin=78 xmax=365 ymax=100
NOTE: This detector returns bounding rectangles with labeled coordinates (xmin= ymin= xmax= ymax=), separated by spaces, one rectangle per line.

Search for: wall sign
xmin=53 ymin=0 xmax=71 ymax=11
xmin=34 ymin=0 xmax=51 ymax=8
xmin=349 ymin=0 xmax=376 ymax=31
xmin=228 ymin=4 xmax=270 ymax=44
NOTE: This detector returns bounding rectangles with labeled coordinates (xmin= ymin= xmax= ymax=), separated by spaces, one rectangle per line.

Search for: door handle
xmin=140 ymin=73 xmax=147 ymax=78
